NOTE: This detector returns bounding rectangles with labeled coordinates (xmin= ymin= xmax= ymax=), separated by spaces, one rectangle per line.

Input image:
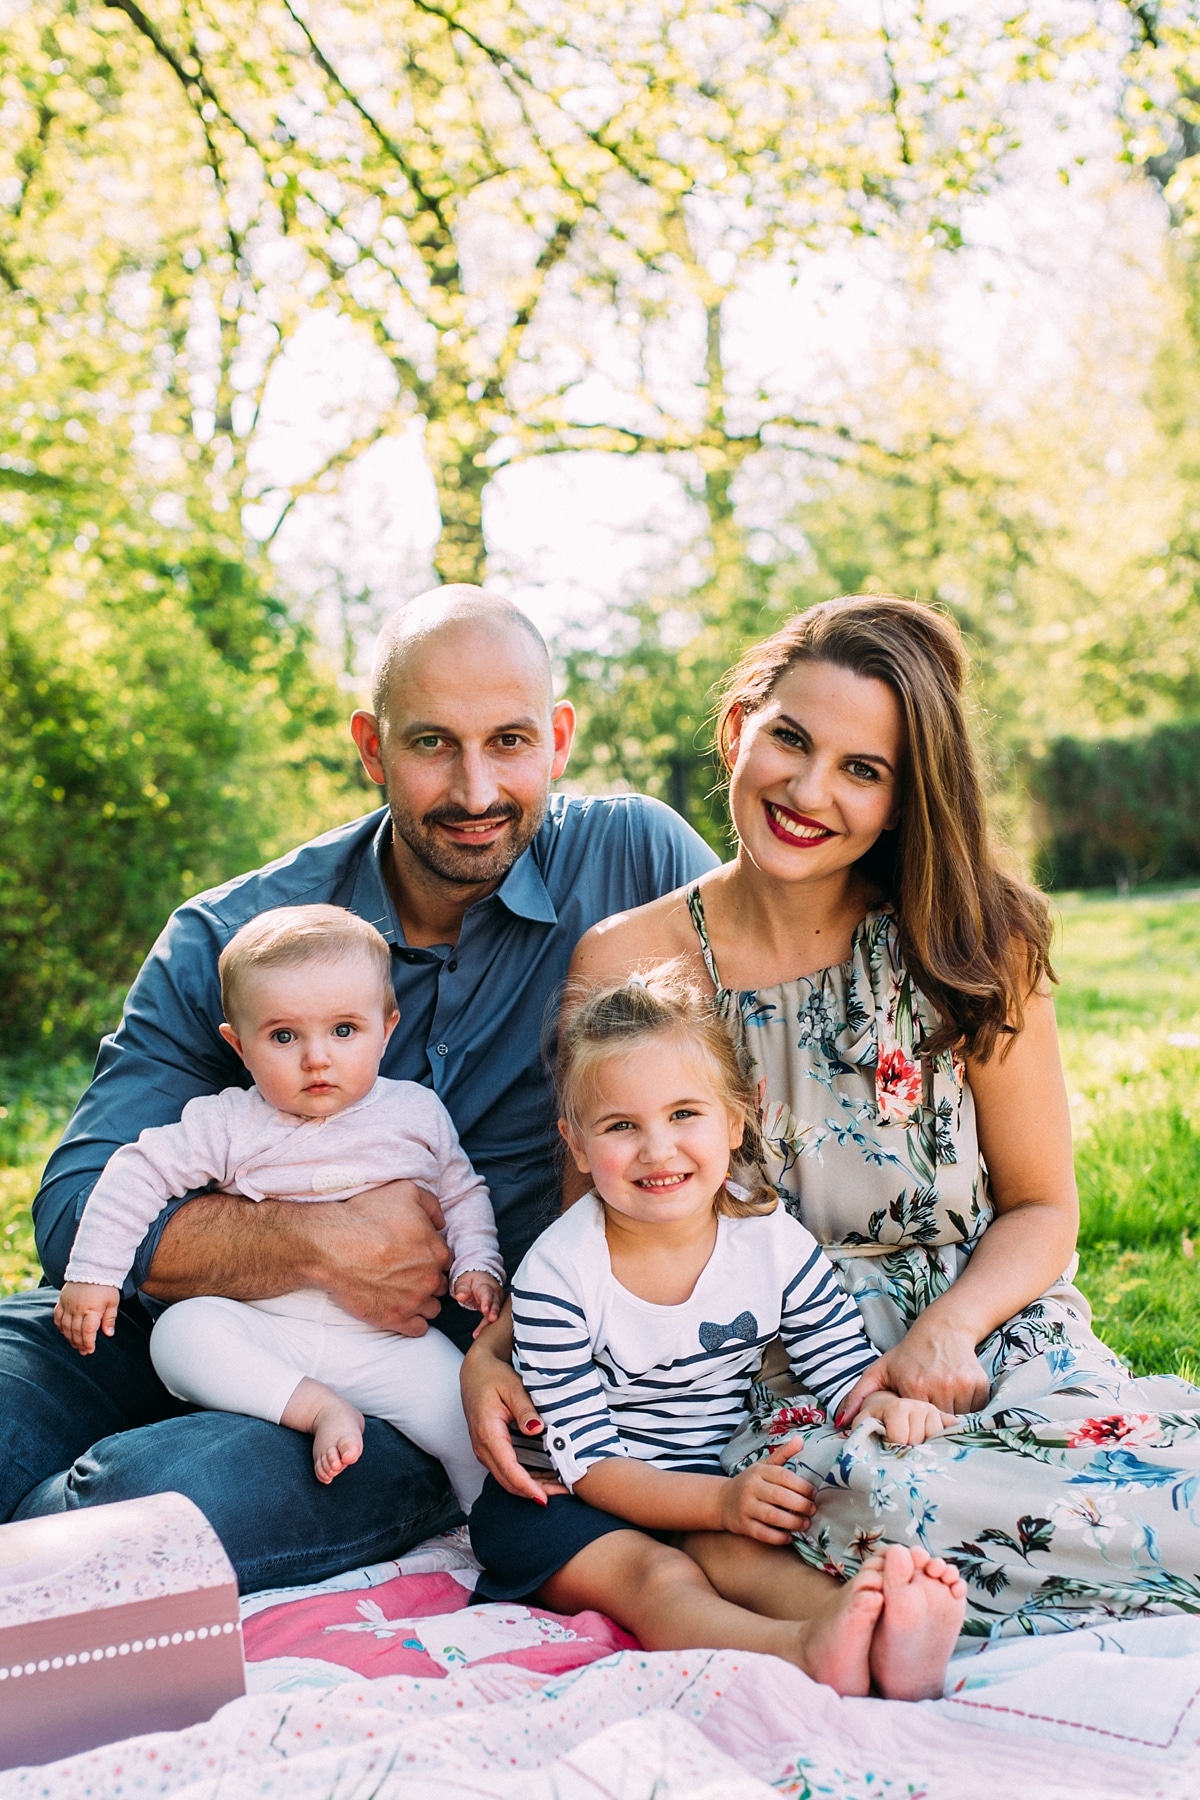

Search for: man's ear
xmin=350 ymin=710 xmax=386 ymax=788
xmin=218 ymin=1022 xmax=246 ymax=1062
xmin=550 ymin=700 xmax=576 ymax=782
xmin=558 ymin=1116 xmax=591 ymax=1175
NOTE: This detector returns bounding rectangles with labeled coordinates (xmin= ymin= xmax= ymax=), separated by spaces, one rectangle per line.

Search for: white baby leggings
xmin=149 ymin=1289 xmax=485 ymax=1510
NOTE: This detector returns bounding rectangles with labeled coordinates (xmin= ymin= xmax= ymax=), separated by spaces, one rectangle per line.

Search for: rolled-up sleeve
xmin=33 ymin=902 xmax=245 ymax=1292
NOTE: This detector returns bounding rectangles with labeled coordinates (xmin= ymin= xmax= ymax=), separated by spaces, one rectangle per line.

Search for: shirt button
xmin=446 ymin=960 xmax=457 ymax=972
xmin=552 ymin=1437 xmax=565 ymax=1450
xmin=436 ymin=1043 xmax=448 ymax=1057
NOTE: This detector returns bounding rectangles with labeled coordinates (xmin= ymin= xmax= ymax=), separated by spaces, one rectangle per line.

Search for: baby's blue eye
xmin=270 ymin=1029 xmax=295 ymax=1044
xmin=333 ymin=1023 xmax=355 ymax=1038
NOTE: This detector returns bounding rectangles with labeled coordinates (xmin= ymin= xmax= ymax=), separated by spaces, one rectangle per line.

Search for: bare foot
xmin=311 ymin=1396 xmax=365 ymax=1485
xmin=868 ymin=1543 xmax=966 ymax=1701
xmin=787 ymin=1557 xmax=886 ymax=1697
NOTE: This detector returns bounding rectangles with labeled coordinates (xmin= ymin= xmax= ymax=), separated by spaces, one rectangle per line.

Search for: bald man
xmin=6 ymin=587 xmax=716 ymax=1590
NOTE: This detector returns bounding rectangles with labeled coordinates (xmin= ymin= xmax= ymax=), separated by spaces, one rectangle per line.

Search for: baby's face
xmin=222 ymin=955 xmax=398 ymax=1119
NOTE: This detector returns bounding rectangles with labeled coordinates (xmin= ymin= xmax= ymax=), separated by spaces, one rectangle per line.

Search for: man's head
xmin=351 ymin=585 xmax=575 ymax=892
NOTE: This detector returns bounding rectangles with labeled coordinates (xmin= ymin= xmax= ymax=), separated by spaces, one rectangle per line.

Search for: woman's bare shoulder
xmin=569 ymin=882 xmax=707 ymax=985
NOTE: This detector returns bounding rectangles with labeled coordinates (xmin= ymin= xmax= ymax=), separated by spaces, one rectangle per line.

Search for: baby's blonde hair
xmin=557 ymin=963 xmax=776 ymax=1219
xmin=218 ymin=905 xmax=395 ymax=1027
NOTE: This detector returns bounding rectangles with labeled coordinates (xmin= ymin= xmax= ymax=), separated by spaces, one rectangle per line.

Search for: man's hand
xmin=55 ymin=1281 xmax=120 ymax=1355
xmin=855 ymin=1391 xmax=957 ymax=1445
xmin=318 ymin=1181 xmax=451 ymax=1333
xmin=717 ymin=1439 xmax=815 ymax=1544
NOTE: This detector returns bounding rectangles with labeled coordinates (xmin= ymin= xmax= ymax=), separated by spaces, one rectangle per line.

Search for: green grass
xmin=1 ymin=890 xmax=1199 ymax=1377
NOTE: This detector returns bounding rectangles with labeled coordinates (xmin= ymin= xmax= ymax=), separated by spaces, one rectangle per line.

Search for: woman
xmin=465 ymin=595 xmax=1200 ymax=1639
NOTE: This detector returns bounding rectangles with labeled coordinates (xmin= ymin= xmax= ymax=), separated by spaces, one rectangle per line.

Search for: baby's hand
xmin=452 ymin=1271 xmax=503 ymax=1331
xmin=719 ymin=1438 xmax=816 ymax=1544
xmin=856 ymin=1391 xmax=957 ymax=1446
xmin=54 ymin=1282 xmax=120 ymax=1356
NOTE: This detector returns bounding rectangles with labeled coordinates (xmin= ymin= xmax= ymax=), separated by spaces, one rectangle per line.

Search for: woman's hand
xmin=855 ymin=1390 xmax=958 ymax=1445
xmin=837 ymin=1318 xmax=990 ymax=1422
xmin=460 ymin=1314 xmax=566 ymax=1505
xmin=718 ymin=1439 xmax=815 ymax=1544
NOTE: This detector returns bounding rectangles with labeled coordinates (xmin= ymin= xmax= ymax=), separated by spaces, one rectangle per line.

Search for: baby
xmin=55 ymin=904 xmax=502 ymax=1509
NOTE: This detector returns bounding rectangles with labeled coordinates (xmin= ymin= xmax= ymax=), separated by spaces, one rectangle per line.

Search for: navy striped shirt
xmin=511 ymin=1195 xmax=880 ymax=1489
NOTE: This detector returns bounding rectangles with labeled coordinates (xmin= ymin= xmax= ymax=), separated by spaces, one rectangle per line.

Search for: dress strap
xmin=686 ymin=884 xmax=725 ymax=991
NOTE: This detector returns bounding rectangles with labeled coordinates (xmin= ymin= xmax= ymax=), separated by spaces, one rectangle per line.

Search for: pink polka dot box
xmin=0 ymin=1492 xmax=244 ymax=1768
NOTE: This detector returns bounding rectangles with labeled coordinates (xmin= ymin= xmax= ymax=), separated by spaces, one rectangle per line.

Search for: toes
xmin=881 ymin=1543 xmax=916 ymax=1590
xmin=908 ymin=1545 xmax=931 ymax=1573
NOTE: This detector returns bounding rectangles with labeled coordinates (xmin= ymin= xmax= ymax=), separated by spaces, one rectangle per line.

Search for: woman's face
xmin=727 ymin=658 xmax=905 ymax=886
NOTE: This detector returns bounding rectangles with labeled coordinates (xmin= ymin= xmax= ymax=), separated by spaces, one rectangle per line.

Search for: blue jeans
xmin=0 ymin=1288 xmax=461 ymax=1593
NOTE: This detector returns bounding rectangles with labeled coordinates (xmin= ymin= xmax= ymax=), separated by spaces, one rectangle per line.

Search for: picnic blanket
xmin=3 ymin=1530 xmax=1198 ymax=1798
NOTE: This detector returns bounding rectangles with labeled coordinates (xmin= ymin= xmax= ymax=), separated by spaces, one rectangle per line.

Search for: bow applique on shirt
xmin=698 ymin=1311 xmax=759 ymax=1353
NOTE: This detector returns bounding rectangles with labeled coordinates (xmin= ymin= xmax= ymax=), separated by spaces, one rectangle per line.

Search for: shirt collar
xmin=352 ymin=809 xmax=558 ymax=939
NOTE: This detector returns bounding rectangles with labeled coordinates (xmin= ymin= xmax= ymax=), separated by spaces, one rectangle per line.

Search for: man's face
xmin=352 ymin=622 xmax=574 ymax=891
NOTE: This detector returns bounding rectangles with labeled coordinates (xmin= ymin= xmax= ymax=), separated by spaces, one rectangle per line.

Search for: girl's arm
xmin=577 ymin=1444 xmax=816 ymax=1544
xmin=840 ymin=984 xmax=1079 ymax=1417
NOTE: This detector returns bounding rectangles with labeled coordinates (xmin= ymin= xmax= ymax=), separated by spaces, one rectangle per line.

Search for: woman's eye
xmin=333 ymin=1023 xmax=355 ymax=1038
xmin=270 ymin=1030 xmax=295 ymax=1044
xmin=847 ymin=760 xmax=881 ymax=782
xmin=773 ymin=726 xmax=804 ymax=749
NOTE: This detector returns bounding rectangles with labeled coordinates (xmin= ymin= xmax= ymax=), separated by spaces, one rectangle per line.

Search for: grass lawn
xmin=1 ymin=886 xmax=1198 ymax=1376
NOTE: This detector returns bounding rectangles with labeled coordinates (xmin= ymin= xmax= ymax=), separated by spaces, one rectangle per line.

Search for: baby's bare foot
xmin=788 ymin=1556 xmax=886 ymax=1697
xmin=311 ymin=1396 xmax=365 ymax=1485
xmin=868 ymin=1543 xmax=966 ymax=1701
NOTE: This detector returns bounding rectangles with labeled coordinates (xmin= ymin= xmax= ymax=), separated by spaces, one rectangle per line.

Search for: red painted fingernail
xmin=524 ymin=1419 xmax=541 ymax=1433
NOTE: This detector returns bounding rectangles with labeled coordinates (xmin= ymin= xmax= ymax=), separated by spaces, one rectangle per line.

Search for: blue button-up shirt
xmin=34 ymin=795 xmax=717 ymax=1294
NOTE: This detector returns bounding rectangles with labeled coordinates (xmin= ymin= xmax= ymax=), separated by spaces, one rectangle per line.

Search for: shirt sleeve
xmin=429 ymin=1101 xmax=505 ymax=1288
xmin=511 ymin=1245 xmax=626 ymax=1491
xmin=63 ymin=1094 xmax=237 ymax=1289
xmin=779 ymin=1232 xmax=880 ymax=1416
xmin=634 ymin=795 xmax=720 ymax=898
xmin=33 ymin=900 xmax=246 ymax=1292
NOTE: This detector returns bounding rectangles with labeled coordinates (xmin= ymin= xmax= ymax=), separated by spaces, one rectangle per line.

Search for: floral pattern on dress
xmin=686 ymin=885 xmax=1200 ymax=1641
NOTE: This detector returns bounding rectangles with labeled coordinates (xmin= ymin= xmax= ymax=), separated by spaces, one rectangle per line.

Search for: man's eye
xmin=496 ymin=734 xmax=523 ymax=749
xmin=270 ymin=1030 xmax=295 ymax=1044
xmin=415 ymin=736 xmax=442 ymax=751
xmin=333 ymin=1023 xmax=355 ymax=1038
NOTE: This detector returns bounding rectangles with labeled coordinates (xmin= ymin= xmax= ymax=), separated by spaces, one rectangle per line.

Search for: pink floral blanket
xmin=2 ymin=1531 xmax=1198 ymax=1798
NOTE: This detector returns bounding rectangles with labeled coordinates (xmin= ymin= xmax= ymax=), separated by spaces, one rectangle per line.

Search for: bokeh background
xmin=1 ymin=0 xmax=1198 ymax=1368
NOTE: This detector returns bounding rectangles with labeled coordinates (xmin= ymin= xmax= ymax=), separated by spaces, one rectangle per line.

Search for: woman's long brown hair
xmin=715 ymin=595 xmax=1053 ymax=1062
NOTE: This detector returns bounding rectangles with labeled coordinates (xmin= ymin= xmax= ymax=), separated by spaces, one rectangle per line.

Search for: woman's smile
xmin=763 ymin=801 xmax=837 ymax=847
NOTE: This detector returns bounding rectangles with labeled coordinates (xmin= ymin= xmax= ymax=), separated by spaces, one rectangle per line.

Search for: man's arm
xmin=143 ymin=1182 xmax=451 ymax=1335
xmin=33 ymin=901 xmax=242 ymax=1290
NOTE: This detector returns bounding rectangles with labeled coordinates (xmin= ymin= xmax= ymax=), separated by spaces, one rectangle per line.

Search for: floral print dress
xmin=688 ymin=887 xmax=1200 ymax=1640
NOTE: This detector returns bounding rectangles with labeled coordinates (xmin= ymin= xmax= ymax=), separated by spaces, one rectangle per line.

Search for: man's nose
xmin=450 ymin=746 xmax=502 ymax=815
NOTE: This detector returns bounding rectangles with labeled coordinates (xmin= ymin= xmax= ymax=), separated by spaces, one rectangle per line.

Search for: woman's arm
xmin=841 ymin=984 xmax=1079 ymax=1416
xmin=460 ymin=1301 xmax=559 ymax=1502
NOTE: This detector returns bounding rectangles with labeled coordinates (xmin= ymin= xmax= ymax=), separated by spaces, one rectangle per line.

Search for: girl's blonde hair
xmin=715 ymin=595 xmax=1054 ymax=1061
xmin=557 ymin=964 xmax=776 ymax=1218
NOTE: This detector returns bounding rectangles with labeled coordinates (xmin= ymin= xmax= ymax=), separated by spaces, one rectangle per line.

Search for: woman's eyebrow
xmin=776 ymin=713 xmax=895 ymax=774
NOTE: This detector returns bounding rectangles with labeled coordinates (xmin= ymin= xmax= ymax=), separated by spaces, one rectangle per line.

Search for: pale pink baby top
xmin=65 ymin=1077 xmax=503 ymax=1291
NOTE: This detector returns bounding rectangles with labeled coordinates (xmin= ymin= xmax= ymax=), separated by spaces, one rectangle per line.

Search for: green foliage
xmin=1031 ymin=723 xmax=1200 ymax=889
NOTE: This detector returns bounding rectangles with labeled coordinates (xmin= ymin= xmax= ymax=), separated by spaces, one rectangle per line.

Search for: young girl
xmin=469 ymin=969 xmax=966 ymax=1700
xmin=54 ymin=904 xmax=502 ymax=1507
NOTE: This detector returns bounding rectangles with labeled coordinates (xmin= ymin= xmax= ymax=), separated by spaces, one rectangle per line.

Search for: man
xmin=4 ymin=586 xmax=717 ymax=1591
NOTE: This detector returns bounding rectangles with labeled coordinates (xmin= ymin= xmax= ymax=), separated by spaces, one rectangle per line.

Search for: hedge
xmin=1030 ymin=722 xmax=1200 ymax=890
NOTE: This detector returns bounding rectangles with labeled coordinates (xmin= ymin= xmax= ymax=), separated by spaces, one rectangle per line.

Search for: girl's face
xmin=562 ymin=1036 xmax=743 ymax=1227
xmin=726 ymin=658 xmax=904 ymax=886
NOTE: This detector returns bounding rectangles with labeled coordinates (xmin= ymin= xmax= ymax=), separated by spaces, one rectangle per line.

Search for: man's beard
xmin=387 ymin=793 xmax=548 ymax=888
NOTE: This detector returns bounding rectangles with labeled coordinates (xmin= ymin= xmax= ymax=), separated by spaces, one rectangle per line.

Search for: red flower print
xmin=768 ymin=1404 xmax=827 ymax=1436
xmin=1067 ymin=1413 xmax=1160 ymax=1449
xmin=875 ymin=1045 xmax=923 ymax=1124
